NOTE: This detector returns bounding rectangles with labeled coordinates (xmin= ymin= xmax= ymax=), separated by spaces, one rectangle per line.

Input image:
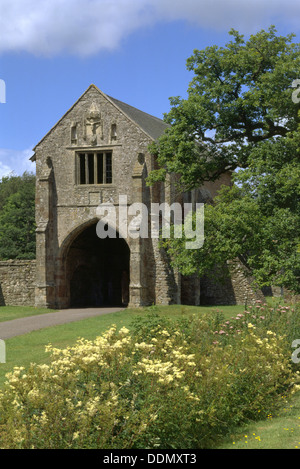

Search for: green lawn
xmin=0 ymin=305 xmax=58 ymax=322
xmin=217 ymin=390 xmax=300 ymax=449
xmin=1 ymin=300 xmax=298 ymax=449
xmin=0 ymin=303 xmax=247 ymax=323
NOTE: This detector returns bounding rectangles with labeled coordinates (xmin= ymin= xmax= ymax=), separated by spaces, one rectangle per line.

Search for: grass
xmin=217 ymin=390 xmax=300 ymax=449
xmin=1 ymin=299 xmax=298 ymax=449
xmin=0 ymin=303 xmax=247 ymax=322
xmin=0 ymin=305 xmax=58 ymax=322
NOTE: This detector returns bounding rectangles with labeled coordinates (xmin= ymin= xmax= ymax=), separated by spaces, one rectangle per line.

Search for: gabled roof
xmin=107 ymin=95 xmax=170 ymax=141
xmin=31 ymin=84 xmax=169 ymax=161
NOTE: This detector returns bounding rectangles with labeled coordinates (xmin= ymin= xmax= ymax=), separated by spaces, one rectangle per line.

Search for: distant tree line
xmin=0 ymin=172 xmax=36 ymax=260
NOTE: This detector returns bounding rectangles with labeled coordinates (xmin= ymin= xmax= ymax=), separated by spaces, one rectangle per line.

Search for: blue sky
xmin=0 ymin=0 xmax=299 ymax=178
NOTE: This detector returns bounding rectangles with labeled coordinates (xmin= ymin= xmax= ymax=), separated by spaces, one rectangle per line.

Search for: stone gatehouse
xmin=26 ymin=84 xmax=261 ymax=310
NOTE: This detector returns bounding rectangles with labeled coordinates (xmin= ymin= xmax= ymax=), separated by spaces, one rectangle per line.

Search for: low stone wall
xmin=199 ymin=259 xmax=265 ymax=306
xmin=282 ymin=290 xmax=300 ymax=304
xmin=0 ymin=260 xmax=36 ymax=307
xmin=228 ymin=259 xmax=265 ymax=305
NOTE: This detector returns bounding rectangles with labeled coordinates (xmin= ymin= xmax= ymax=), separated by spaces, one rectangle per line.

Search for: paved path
xmin=0 ymin=307 xmax=124 ymax=340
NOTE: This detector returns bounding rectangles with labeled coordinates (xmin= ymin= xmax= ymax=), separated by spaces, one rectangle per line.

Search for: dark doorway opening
xmin=68 ymin=223 xmax=130 ymax=307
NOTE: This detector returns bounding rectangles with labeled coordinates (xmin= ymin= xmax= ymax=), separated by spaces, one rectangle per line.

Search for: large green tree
xmin=148 ymin=27 xmax=300 ymax=293
xmin=0 ymin=172 xmax=36 ymax=260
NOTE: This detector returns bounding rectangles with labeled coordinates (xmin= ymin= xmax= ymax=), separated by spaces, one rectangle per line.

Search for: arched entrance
xmin=66 ymin=222 xmax=130 ymax=307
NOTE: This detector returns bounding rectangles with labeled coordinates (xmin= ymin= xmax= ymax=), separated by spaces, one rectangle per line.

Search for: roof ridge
xmin=107 ymin=95 xmax=167 ymax=124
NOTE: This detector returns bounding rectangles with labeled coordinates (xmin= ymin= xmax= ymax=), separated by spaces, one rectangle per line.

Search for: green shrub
xmin=0 ymin=302 xmax=299 ymax=449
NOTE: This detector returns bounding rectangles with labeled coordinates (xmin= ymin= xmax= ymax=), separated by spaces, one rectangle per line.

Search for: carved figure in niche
xmin=84 ymin=102 xmax=103 ymax=145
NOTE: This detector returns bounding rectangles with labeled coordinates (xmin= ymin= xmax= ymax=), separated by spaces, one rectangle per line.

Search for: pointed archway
xmin=65 ymin=222 xmax=130 ymax=308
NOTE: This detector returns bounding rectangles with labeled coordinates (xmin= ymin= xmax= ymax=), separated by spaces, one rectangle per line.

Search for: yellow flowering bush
xmin=0 ymin=308 xmax=299 ymax=449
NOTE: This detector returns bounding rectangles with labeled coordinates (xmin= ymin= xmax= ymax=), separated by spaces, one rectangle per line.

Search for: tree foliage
xmin=148 ymin=27 xmax=300 ymax=293
xmin=0 ymin=172 xmax=36 ymax=260
xmin=148 ymin=26 xmax=300 ymax=190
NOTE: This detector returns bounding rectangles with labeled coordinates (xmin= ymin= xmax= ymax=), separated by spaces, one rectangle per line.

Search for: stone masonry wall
xmin=200 ymin=259 xmax=265 ymax=306
xmin=0 ymin=260 xmax=36 ymax=306
xmin=227 ymin=259 xmax=265 ymax=305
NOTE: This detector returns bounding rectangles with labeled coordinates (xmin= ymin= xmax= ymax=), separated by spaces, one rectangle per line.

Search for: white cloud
xmin=153 ymin=0 xmax=300 ymax=33
xmin=0 ymin=0 xmax=155 ymax=56
xmin=0 ymin=148 xmax=35 ymax=178
xmin=0 ymin=161 xmax=14 ymax=179
xmin=0 ymin=0 xmax=299 ymax=57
